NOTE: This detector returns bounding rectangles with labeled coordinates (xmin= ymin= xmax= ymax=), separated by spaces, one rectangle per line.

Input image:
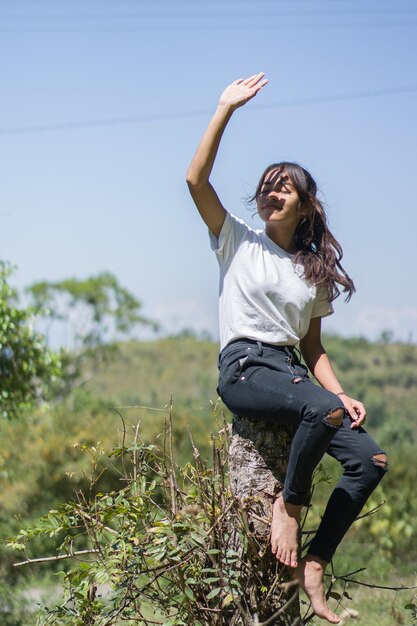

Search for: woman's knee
xmin=362 ymin=451 xmax=389 ymax=488
xmin=323 ymin=406 xmax=345 ymax=428
xmin=371 ymin=452 xmax=389 ymax=473
xmin=304 ymin=400 xmax=345 ymax=429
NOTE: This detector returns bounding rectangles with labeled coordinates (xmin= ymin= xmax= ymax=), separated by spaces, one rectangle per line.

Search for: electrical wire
xmin=1 ymin=84 xmax=416 ymax=136
xmin=1 ymin=21 xmax=417 ymax=32
xmin=2 ymin=1 xmax=417 ymax=29
xmin=1 ymin=0 xmax=414 ymax=4
xmin=1 ymin=7 xmax=417 ymax=17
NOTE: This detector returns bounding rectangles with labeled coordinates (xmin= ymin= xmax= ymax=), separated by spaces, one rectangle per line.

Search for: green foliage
xmin=0 ymin=580 xmax=33 ymax=626
xmin=8 ymin=418 xmax=299 ymax=625
xmin=8 ymin=421 xmax=415 ymax=626
xmin=27 ymin=272 xmax=157 ymax=344
xmin=0 ymin=261 xmax=60 ymax=420
xmin=405 ymin=598 xmax=417 ymax=623
xmin=27 ymin=272 xmax=158 ymax=396
xmin=356 ymin=439 xmax=417 ymax=555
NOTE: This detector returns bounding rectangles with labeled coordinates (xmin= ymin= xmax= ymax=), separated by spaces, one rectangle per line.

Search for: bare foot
xmin=270 ymin=494 xmax=301 ymax=567
xmin=292 ymin=555 xmax=340 ymax=624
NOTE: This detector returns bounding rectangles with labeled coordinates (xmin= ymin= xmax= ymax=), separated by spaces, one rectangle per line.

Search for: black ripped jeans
xmin=218 ymin=339 xmax=388 ymax=563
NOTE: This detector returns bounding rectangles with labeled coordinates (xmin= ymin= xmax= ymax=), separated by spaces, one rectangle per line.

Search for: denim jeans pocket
xmin=218 ymin=350 xmax=254 ymax=395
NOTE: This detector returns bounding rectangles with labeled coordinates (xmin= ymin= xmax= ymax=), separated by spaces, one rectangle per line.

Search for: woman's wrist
xmin=336 ymin=391 xmax=347 ymax=397
xmin=216 ymin=102 xmax=236 ymax=117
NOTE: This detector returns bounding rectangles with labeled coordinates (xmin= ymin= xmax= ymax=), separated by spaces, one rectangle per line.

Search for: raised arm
xmin=186 ymin=72 xmax=268 ymax=237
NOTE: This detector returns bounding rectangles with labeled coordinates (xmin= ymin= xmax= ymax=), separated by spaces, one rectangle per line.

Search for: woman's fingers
xmin=219 ymin=73 xmax=268 ymax=109
xmin=340 ymin=396 xmax=366 ymax=429
xmin=254 ymin=78 xmax=269 ymax=92
xmin=242 ymin=71 xmax=267 ymax=87
xmin=241 ymin=73 xmax=258 ymax=85
xmin=349 ymin=400 xmax=366 ymax=429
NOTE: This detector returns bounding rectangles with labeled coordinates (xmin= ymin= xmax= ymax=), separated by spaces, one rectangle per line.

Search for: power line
xmin=0 ymin=0 xmax=411 ymax=3
xmin=1 ymin=0 xmax=414 ymax=4
xmin=1 ymin=21 xmax=417 ymax=32
xmin=2 ymin=7 xmax=417 ymax=17
xmin=2 ymin=1 xmax=417 ymax=27
xmin=1 ymin=84 xmax=416 ymax=136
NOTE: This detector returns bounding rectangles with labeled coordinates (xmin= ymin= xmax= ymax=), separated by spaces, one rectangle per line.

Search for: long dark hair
xmin=251 ymin=161 xmax=355 ymax=302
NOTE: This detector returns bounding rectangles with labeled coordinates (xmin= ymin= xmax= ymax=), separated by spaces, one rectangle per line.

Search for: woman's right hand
xmin=218 ymin=72 xmax=268 ymax=111
xmin=187 ymin=72 xmax=267 ymax=237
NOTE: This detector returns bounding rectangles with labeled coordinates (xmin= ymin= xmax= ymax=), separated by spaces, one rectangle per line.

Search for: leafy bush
xmin=8 ymin=410 xmax=322 ymax=625
xmin=0 ymin=262 xmax=60 ymax=419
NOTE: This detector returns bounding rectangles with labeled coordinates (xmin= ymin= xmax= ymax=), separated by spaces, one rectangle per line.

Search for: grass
xmin=314 ymin=584 xmax=417 ymax=626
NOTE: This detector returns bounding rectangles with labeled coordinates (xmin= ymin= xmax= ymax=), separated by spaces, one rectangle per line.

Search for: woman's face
xmin=256 ymin=168 xmax=303 ymax=228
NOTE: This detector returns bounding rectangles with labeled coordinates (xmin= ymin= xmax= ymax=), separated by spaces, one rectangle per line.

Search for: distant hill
xmin=86 ymin=334 xmax=417 ymax=448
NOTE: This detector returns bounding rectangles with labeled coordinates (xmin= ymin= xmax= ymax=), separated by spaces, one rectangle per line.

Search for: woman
xmin=186 ymin=72 xmax=388 ymax=624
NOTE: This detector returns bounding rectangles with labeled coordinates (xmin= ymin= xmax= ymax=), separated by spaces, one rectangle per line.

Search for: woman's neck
xmin=265 ymin=224 xmax=298 ymax=254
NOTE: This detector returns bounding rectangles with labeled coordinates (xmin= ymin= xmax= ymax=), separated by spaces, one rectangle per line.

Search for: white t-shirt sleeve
xmin=208 ymin=211 xmax=250 ymax=264
xmin=311 ymin=286 xmax=334 ymax=319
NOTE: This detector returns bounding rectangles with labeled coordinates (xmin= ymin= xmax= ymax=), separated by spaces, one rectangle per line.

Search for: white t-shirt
xmin=209 ymin=212 xmax=333 ymax=350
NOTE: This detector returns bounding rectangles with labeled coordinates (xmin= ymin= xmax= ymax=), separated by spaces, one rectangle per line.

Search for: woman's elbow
xmin=186 ymin=175 xmax=199 ymax=190
xmin=186 ymin=174 xmax=209 ymax=194
xmin=186 ymin=163 xmax=202 ymax=188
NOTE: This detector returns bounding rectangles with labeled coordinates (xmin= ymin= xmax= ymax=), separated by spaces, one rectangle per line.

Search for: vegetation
xmin=10 ymin=411 xmax=392 ymax=626
xmin=8 ymin=412 xmax=283 ymax=625
xmin=0 ymin=261 xmax=60 ymax=420
xmin=26 ymin=272 xmax=157 ymax=396
xmin=1 ymin=263 xmax=416 ymax=623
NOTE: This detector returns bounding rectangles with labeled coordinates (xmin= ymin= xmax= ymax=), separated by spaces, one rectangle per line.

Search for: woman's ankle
xmin=274 ymin=493 xmax=303 ymax=518
xmin=304 ymin=554 xmax=329 ymax=571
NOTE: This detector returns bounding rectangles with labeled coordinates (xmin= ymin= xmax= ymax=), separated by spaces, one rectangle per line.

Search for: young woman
xmin=186 ymin=72 xmax=388 ymax=624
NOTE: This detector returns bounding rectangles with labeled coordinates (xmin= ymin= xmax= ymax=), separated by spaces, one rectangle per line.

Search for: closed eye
xmin=262 ymin=178 xmax=293 ymax=190
xmin=261 ymin=185 xmax=292 ymax=194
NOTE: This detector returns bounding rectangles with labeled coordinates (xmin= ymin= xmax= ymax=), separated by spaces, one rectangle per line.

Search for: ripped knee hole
xmin=372 ymin=453 xmax=389 ymax=472
xmin=323 ymin=407 xmax=345 ymax=428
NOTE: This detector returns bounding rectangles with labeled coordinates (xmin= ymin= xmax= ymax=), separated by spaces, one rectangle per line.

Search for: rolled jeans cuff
xmin=283 ymin=486 xmax=311 ymax=506
xmin=307 ymin=540 xmax=334 ymax=564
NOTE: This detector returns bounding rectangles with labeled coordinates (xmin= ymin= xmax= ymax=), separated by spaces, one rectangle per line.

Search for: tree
xmin=26 ymin=272 xmax=158 ymax=395
xmin=228 ymin=415 xmax=301 ymax=624
xmin=0 ymin=261 xmax=60 ymax=420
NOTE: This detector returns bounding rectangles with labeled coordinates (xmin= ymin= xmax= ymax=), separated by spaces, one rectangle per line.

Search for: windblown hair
xmin=251 ymin=162 xmax=355 ymax=302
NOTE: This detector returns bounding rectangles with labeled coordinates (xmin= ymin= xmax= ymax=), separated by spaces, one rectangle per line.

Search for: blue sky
xmin=1 ymin=0 xmax=417 ymax=344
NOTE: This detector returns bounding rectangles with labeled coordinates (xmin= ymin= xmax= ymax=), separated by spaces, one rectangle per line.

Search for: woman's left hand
xmin=340 ymin=395 xmax=366 ymax=429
